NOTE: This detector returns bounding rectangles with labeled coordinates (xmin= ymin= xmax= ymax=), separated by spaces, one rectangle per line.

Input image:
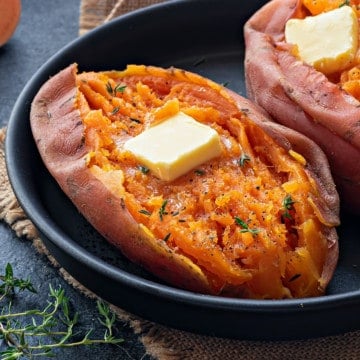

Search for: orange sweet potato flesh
xmin=244 ymin=0 xmax=360 ymax=214
xmin=30 ymin=63 xmax=339 ymax=299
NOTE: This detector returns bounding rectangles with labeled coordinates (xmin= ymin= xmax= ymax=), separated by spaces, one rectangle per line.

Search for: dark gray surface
xmin=0 ymin=1 xmax=151 ymax=359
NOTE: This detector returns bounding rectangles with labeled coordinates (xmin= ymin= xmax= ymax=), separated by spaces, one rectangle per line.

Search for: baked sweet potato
xmin=30 ymin=63 xmax=339 ymax=299
xmin=244 ymin=0 xmax=360 ymax=214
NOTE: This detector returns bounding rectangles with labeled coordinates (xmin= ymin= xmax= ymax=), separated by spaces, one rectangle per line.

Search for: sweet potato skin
xmin=30 ymin=63 xmax=339 ymax=298
xmin=244 ymin=0 xmax=360 ymax=214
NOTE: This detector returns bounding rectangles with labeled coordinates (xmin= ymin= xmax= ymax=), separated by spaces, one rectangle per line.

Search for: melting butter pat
xmin=285 ymin=6 xmax=358 ymax=74
xmin=124 ymin=112 xmax=222 ymax=181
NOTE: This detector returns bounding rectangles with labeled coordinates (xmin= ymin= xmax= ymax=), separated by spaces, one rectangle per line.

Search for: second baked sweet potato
xmin=244 ymin=0 xmax=360 ymax=214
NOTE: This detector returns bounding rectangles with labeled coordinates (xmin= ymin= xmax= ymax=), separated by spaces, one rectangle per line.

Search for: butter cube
xmin=285 ymin=6 xmax=358 ymax=74
xmin=124 ymin=112 xmax=222 ymax=181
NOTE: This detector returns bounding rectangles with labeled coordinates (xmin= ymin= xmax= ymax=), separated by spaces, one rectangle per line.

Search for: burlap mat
xmin=1 ymin=1 xmax=360 ymax=359
xmin=79 ymin=0 xmax=166 ymax=34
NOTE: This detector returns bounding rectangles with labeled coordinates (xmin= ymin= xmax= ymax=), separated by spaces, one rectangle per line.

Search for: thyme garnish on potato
xmin=139 ymin=209 xmax=152 ymax=216
xmin=106 ymin=82 xmax=126 ymax=96
xmin=238 ymin=153 xmax=251 ymax=167
xmin=339 ymin=0 xmax=350 ymax=7
xmin=138 ymin=165 xmax=149 ymax=174
xmin=282 ymin=195 xmax=296 ymax=220
xmin=234 ymin=217 xmax=261 ymax=235
xmin=159 ymin=200 xmax=169 ymax=221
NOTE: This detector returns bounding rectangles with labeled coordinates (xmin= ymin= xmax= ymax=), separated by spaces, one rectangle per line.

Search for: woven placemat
xmin=1 ymin=1 xmax=360 ymax=359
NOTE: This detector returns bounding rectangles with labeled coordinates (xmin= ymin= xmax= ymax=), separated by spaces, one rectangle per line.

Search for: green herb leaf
xmin=0 ymin=265 xmax=124 ymax=358
xmin=138 ymin=165 xmax=149 ymax=174
xmin=159 ymin=200 xmax=168 ymax=221
xmin=238 ymin=153 xmax=251 ymax=167
xmin=106 ymin=82 xmax=126 ymax=96
xmin=194 ymin=169 xmax=205 ymax=176
xmin=163 ymin=233 xmax=171 ymax=242
xmin=282 ymin=195 xmax=295 ymax=220
xmin=106 ymin=81 xmax=114 ymax=95
xmin=234 ymin=217 xmax=260 ymax=235
xmin=110 ymin=106 xmax=120 ymax=115
xmin=5 ymin=263 xmax=13 ymax=279
xmin=139 ymin=209 xmax=151 ymax=216
xmin=0 ymin=263 xmax=36 ymax=300
xmin=339 ymin=0 xmax=350 ymax=7
xmin=114 ymin=84 xmax=126 ymax=94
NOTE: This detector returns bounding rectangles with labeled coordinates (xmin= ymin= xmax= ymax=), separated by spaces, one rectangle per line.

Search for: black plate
xmin=5 ymin=0 xmax=360 ymax=340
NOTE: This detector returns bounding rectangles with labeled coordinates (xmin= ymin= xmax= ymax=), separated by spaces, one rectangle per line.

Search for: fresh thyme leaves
xmin=234 ymin=217 xmax=260 ymax=235
xmin=0 ymin=263 xmax=36 ymax=301
xmin=159 ymin=200 xmax=168 ymax=221
xmin=139 ymin=209 xmax=151 ymax=216
xmin=96 ymin=301 xmax=121 ymax=343
xmin=163 ymin=233 xmax=171 ymax=242
xmin=114 ymin=84 xmax=126 ymax=94
xmin=339 ymin=0 xmax=350 ymax=7
xmin=138 ymin=165 xmax=149 ymax=174
xmin=194 ymin=169 xmax=205 ymax=176
xmin=238 ymin=153 xmax=251 ymax=167
xmin=106 ymin=82 xmax=126 ymax=96
xmin=282 ymin=195 xmax=295 ymax=220
xmin=111 ymin=106 xmax=120 ymax=115
xmin=0 ymin=264 xmax=123 ymax=359
xmin=106 ymin=81 xmax=114 ymax=95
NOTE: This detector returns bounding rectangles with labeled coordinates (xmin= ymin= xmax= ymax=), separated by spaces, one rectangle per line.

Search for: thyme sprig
xmin=339 ymin=0 xmax=350 ymax=7
xmin=159 ymin=200 xmax=169 ymax=221
xmin=110 ymin=106 xmax=120 ymax=115
xmin=0 ymin=264 xmax=123 ymax=359
xmin=106 ymin=82 xmax=126 ymax=96
xmin=0 ymin=263 xmax=36 ymax=301
xmin=163 ymin=233 xmax=171 ymax=242
xmin=238 ymin=153 xmax=251 ymax=167
xmin=234 ymin=217 xmax=260 ymax=235
xmin=138 ymin=165 xmax=149 ymax=174
xmin=139 ymin=209 xmax=151 ymax=216
xmin=194 ymin=169 xmax=205 ymax=176
xmin=282 ymin=195 xmax=296 ymax=220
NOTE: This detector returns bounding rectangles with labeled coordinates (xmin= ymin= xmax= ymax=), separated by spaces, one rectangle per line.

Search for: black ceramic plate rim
xmin=5 ymin=0 xmax=360 ymax=322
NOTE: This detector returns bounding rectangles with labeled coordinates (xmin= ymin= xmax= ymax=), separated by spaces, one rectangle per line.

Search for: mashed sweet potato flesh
xmin=73 ymin=65 xmax=333 ymax=299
